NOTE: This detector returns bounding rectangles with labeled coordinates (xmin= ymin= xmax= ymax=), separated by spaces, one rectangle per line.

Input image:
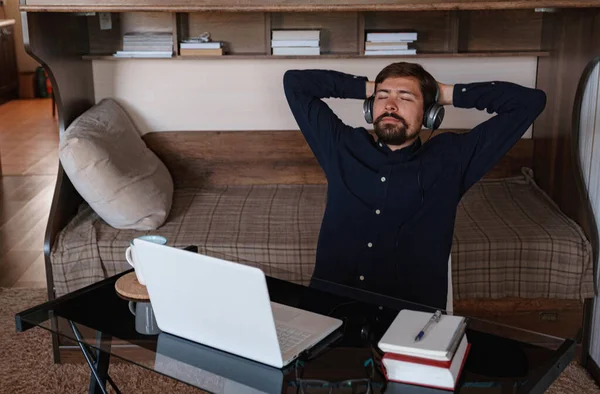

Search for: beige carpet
xmin=1 ymin=288 xmax=599 ymax=394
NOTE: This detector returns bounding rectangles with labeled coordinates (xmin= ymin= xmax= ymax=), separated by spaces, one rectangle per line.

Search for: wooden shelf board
xmin=83 ymin=51 xmax=550 ymax=60
xmin=20 ymin=1 xmax=600 ymax=13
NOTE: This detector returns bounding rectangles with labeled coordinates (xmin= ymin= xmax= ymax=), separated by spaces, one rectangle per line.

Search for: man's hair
xmin=374 ymin=62 xmax=438 ymax=112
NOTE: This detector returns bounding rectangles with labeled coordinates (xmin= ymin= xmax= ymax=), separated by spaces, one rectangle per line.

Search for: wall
xmin=579 ymin=59 xmax=600 ymax=369
xmin=92 ymin=57 xmax=538 ymax=136
xmin=4 ymin=0 xmax=39 ymax=73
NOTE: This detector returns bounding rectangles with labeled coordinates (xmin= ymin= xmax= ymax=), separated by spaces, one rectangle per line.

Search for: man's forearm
xmin=284 ymin=69 xmax=368 ymax=101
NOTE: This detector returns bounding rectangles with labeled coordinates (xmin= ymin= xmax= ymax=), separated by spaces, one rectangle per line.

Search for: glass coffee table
xmin=15 ymin=267 xmax=575 ymax=394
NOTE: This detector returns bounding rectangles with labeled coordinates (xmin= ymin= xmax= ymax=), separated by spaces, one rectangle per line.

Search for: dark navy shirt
xmin=283 ymin=69 xmax=546 ymax=309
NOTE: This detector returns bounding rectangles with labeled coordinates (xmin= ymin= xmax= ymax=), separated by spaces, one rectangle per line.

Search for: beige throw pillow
xmin=59 ymin=98 xmax=173 ymax=230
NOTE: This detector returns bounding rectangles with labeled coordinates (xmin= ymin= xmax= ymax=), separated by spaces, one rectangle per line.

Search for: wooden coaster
xmin=115 ymin=272 xmax=150 ymax=301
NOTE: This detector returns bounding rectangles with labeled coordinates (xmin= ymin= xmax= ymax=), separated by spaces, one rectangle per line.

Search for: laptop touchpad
xmin=271 ymin=302 xmax=301 ymax=323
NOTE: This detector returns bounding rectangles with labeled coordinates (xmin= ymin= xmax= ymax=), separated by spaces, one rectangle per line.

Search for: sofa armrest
xmin=43 ymin=164 xmax=83 ymax=301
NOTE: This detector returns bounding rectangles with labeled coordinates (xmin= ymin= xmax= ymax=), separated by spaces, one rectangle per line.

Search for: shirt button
xmin=375 ymin=209 xmax=381 ymax=215
xmin=378 ymin=142 xmax=383 ymax=147
xmin=461 ymin=88 xmax=466 ymax=92
xmin=359 ymin=275 xmax=365 ymax=281
xmin=367 ymin=242 xmax=373 ymax=248
xmin=381 ymin=177 xmax=386 ymax=182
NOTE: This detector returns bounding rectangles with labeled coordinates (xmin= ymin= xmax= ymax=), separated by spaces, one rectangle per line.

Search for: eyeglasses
xmin=292 ymin=378 xmax=373 ymax=394
xmin=290 ymin=358 xmax=385 ymax=394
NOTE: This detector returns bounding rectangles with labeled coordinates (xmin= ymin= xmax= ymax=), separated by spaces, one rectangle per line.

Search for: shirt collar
xmin=372 ymin=133 xmax=422 ymax=159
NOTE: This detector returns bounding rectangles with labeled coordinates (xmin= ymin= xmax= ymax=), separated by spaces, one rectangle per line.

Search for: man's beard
xmin=373 ymin=112 xmax=414 ymax=146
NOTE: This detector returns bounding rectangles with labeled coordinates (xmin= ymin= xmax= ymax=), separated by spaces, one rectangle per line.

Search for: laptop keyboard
xmin=275 ymin=324 xmax=311 ymax=353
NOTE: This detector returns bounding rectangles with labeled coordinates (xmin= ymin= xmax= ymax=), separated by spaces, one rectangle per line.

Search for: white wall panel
xmin=92 ymin=57 xmax=538 ymax=137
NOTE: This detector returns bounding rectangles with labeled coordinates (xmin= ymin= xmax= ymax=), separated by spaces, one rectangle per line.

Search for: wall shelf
xmin=82 ymin=51 xmax=550 ymax=61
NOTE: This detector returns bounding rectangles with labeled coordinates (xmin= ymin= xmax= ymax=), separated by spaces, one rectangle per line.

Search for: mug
xmin=129 ymin=301 xmax=160 ymax=335
xmin=125 ymin=235 xmax=167 ymax=285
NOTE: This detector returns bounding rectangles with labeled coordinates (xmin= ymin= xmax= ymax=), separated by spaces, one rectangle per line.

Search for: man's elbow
xmin=283 ymin=70 xmax=302 ymax=92
xmin=530 ymin=89 xmax=547 ymax=117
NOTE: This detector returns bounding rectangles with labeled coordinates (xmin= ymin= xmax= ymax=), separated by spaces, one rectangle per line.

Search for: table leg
xmin=68 ymin=321 xmax=122 ymax=394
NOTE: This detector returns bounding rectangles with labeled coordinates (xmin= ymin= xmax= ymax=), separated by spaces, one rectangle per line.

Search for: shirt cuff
xmin=452 ymin=82 xmax=495 ymax=109
xmin=347 ymin=74 xmax=369 ymax=99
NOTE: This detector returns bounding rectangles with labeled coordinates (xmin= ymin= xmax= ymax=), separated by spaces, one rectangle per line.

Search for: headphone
xmin=362 ymin=84 xmax=445 ymax=131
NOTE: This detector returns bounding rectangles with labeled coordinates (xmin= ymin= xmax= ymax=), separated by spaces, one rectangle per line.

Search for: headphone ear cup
xmin=423 ymin=103 xmax=445 ymax=131
xmin=363 ymin=96 xmax=374 ymax=124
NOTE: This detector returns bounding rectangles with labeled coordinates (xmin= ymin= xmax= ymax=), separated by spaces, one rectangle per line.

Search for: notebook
xmin=378 ymin=309 xmax=467 ymax=361
xmin=382 ymin=334 xmax=471 ymax=391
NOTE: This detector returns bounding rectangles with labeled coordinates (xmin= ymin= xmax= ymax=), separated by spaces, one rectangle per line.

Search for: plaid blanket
xmin=50 ymin=168 xmax=595 ymax=300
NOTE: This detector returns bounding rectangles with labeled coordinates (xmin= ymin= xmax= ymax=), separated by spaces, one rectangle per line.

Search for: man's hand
xmin=437 ymin=82 xmax=454 ymax=106
xmin=366 ymin=81 xmax=375 ymax=98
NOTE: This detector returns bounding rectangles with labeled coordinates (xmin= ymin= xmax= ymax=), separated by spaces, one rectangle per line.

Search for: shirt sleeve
xmin=453 ymin=81 xmax=547 ymax=194
xmin=283 ymin=69 xmax=368 ymax=175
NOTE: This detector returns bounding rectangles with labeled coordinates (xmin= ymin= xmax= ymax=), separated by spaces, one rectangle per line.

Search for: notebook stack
xmin=114 ymin=32 xmax=173 ymax=58
xmin=364 ymin=32 xmax=417 ymax=56
xmin=179 ymin=39 xmax=225 ymax=56
xmin=271 ymin=30 xmax=320 ymax=56
xmin=378 ymin=309 xmax=470 ymax=391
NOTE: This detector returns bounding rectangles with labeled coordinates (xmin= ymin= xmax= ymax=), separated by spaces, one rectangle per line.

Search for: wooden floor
xmin=0 ymin=99 xmax=58 ymax=289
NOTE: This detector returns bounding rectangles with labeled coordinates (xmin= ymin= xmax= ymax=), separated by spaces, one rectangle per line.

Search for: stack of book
xmin=271 ymin=30 xmax=320 ymax=56
xmin=364 ymin=32 xmax=417 ymax=56
xmin=377 ymin=309 xmax=470 ymax=390
xmin=179 ymin=39 xmax=225 ymax=56
xmin=114 ymin=32 xmax=173 ymax=58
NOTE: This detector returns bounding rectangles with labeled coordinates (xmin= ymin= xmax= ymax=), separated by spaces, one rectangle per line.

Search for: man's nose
xmin=384 ymin=99 xmax=397 ymax=112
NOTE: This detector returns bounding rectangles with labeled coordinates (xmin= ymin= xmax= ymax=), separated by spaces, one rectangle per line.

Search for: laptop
xmin=133 ymin=238 xmax=343 ymax=368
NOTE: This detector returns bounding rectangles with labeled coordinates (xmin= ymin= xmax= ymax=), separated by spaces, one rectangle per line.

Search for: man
xmin=283 ymin=62 xmax=546 ymax=310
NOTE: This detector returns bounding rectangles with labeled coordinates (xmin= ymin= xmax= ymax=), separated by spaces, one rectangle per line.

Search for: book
xmin=113 ymin=51 xmax=173 ymax=58
xmin=378 ymin=309 xmax=467 ymax=361
xmin=365 ymin=41 xmax=409 ymax=50
xmin=271 ymin=39 xmax=319 ymax=47
xmin=382 ymin=334 xmax=470 ymax=391
xmin=180 ymin=48 xmax=224 ymax=56
xmin=272 ymin=47 xmax=320 ymax=56
xmin=364 ymin=49 xmax=417 ymax=56
xmin=180 ymin=42 xmax=223 ymax=49
xmin=271 ymin=30 xmax=320 ymax=40
xmin=366 ymin=32 xmax=418 ymax=42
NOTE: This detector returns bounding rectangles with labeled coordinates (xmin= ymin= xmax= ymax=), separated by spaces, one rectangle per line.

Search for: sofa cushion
xmin=59 ymin=98 xmax=173 ymax=230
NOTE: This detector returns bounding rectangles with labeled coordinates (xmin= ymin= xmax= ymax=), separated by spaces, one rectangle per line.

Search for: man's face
xmin=372 ymin=76 xmax=424 ymax=146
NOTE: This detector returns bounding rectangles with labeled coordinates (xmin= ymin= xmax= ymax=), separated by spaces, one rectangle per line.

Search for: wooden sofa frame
xmin=18 ymin=0 xmax=599 ymax=380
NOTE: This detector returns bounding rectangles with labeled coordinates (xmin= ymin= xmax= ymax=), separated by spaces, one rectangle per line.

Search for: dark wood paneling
xmin=270 ymin=12 xmax=359 ymax=54
xmin=0 ymin=24 xmax=19 ymax=103
xmin=87 ymin=12 xmax=122 ymax=55
xmin=22 ymin=11 xmax=96 ymax=363
xmin=186 ymin=12 xmax=267 ymax=55
xmin=120 ymin=11 xmax=173 ymax=33
xmin=19 ymin=0 xmax=600 ymax=13
xmin=533 ymin=9 xmax=600 ymax=369
xmin=533 ymin=9 xmax=599 ymax=273
xmin=446 ymin=11 xmax=459 ymax=53
xmin=143 ymin=130 xmax=533 ymax=188
xmin=458 ymin=9 xmax=543 ymax=52
xmin=364 ymin=11 xmax=449 ymax=53
xmin=143 ymin=130 xmax=327 ymax=187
